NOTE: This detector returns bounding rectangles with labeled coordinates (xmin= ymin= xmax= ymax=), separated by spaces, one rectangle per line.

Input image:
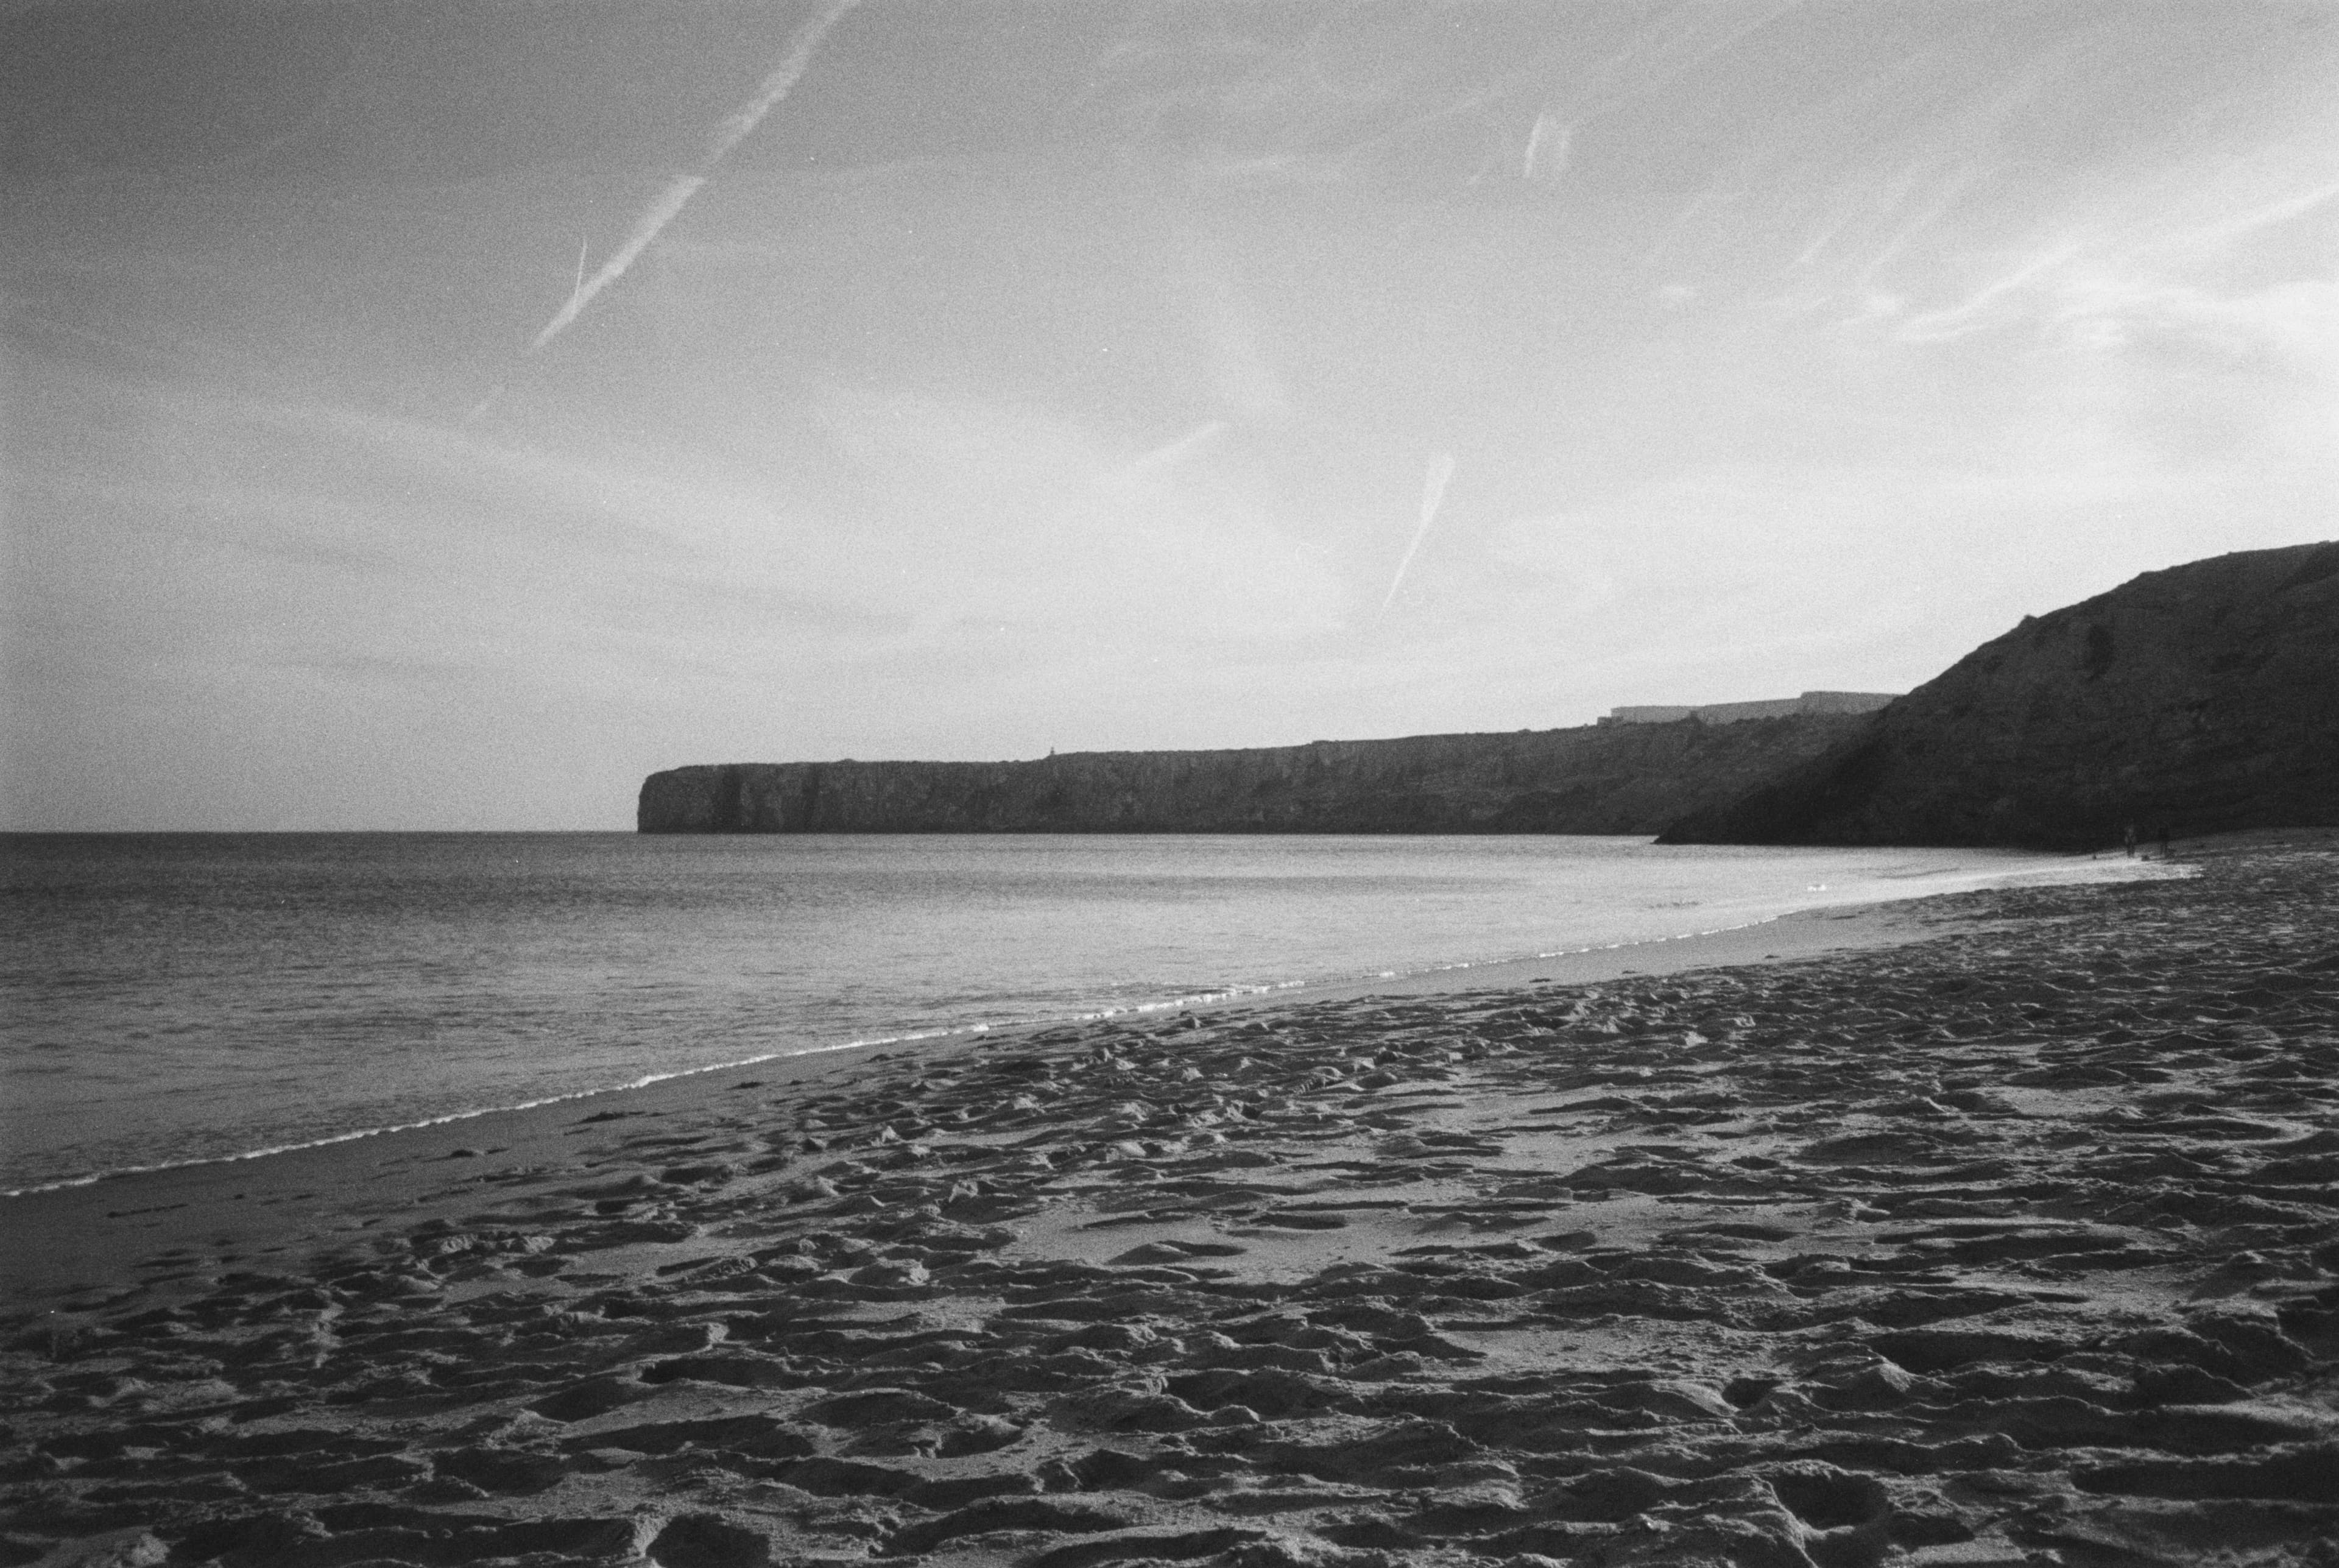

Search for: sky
xmin=4 ymin=0 xmax=2335 ymax=829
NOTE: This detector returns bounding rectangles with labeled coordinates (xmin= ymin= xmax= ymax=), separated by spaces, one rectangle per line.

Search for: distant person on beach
xmin=2124 ymin=822 xmax=2139 ymax=858
xmin=2159 ymin=824 xmax=2172 ymax=859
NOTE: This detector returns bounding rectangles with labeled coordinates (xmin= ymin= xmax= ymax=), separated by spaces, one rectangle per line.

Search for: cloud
xmin=1116 ymin=420 xmax=1227 ymax=482
xmin=9 ymin=374 xmax=934 ymax=692
xmin=1493 ymin=451 xmax=2321 ymax=656
xmin=1189 ymin=243 xmax=1296 ymax=425
xmin=809 ymin=382 xmax=1344 ymax=643
xmin=1894 ymin=241 xmax=2084 ymax=341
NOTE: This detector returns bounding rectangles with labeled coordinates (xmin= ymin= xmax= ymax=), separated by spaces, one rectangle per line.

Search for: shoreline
xmin=0 ymin=903 xmax=1918 ymax=1205
xmin=2 ymin=847 xmax=2179 ymax=1209
xmin=1 ymin=896 xmax=1953 ymax=1305
xmin=5 ymin=835 xmax=2326 ymax=1568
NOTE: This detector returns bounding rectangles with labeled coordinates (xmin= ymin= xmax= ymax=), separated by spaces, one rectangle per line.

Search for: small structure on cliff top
xmin=1598 ymin=690 xmax=1900 ymax=726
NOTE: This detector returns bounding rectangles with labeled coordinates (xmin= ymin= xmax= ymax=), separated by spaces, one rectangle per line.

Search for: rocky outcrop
xmin=637 ymin=713 xmax=1873 ymax=835
xmin=1660 ymin=542 xmax=2339 ymax=849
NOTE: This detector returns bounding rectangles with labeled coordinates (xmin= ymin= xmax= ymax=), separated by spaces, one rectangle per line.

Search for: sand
xmin=4 ymin=833 xmax=2333 ymax=1568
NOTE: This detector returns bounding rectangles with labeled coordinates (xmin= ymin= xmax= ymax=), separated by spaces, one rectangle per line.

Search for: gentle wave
xmin=4 ymin=842 xmax=2189 ymax=1198
xmin=3 ymin=911 xmax=1821 ymax=1198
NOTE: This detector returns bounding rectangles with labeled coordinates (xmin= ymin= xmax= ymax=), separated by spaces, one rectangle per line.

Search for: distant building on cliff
xmin=1598 ymin=690 xmax=1900 ymax=726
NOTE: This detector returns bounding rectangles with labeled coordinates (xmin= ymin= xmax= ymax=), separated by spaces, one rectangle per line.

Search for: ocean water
xmin=2 ymin=832 xmax=2107 ymax=1193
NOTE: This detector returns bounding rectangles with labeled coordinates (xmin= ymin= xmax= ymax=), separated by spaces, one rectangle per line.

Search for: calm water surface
xmin=3 ymin=832 xmax=2082 ymax=1191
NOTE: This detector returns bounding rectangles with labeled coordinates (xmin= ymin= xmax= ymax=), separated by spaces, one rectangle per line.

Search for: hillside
xmin=1660 ymin=541 xmax=2339 ymax=849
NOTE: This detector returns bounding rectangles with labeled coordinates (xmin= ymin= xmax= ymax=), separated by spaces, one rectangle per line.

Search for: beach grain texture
xmin=4 ymin=835 xmax=2334 ymax=1568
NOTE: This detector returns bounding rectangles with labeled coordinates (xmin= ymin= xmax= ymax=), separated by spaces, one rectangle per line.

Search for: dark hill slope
xmin=1661 ymin=542 xmax=2339 ymax=849
xmin=638 ymin=713 xmax=1869 ymax=835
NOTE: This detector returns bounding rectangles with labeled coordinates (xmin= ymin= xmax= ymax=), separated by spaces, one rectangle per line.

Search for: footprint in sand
xmin=1108 ymin=1239 xmax=1248 ymax=1265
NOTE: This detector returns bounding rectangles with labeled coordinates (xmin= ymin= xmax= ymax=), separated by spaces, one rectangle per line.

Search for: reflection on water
xmin=3 ymin=831 xmax=2091 ymax=1190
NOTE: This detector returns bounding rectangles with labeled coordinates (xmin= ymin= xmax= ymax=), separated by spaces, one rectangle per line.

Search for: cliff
xmin=637 ymin=713 xmax=1873 ymax=835
xmin=1660 ymin=541 xmax=2339 ymax=849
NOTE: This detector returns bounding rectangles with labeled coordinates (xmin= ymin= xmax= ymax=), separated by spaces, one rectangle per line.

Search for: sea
xmin=1 ymin=832 xmax=2124 ymax=1195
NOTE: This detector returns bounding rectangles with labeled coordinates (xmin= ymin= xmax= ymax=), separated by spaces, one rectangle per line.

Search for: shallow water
xmin=1 ymin=832 xmax=2102 ymax=1191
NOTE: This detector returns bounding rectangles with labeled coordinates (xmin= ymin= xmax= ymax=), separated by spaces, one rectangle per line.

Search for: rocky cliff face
xmin=637 ymin=713 xmax=1871 ymax=835
xmin=1661 ymin=542 xmax=2339 ymax=849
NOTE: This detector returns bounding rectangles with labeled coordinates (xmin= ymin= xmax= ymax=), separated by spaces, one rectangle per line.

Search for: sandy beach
xmin=5 ymin=833 xmax=2334 ymax=1568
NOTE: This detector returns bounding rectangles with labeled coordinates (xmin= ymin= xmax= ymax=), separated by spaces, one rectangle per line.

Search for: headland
xmin=635 ymin=713 xmax=1872 ymax=835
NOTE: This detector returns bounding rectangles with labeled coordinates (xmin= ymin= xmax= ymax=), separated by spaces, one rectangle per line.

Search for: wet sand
xmin=2 ymin=896 xmax=1965 ymax=1308
xmin=4 ymin=833 xmax=2333 ymax=1568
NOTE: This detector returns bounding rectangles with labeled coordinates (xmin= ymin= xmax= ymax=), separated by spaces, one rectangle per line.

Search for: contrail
xmin=530 ymin=175 xmax=707 ymax=350
xmin=1381 ymin=450 xmax=1457 ymax=609
xmin=1522 ymin=113 xmax=1570 ymax=181
xmin=702 ymin=0 xmax=861 ymax=166
xmin=470 ymin=0 xmax=859 ymax=418
xmin=534 ymin=0 xmax=858 ymax=352
xmin=1118 ymin=420 xmax=1227 ymax=482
